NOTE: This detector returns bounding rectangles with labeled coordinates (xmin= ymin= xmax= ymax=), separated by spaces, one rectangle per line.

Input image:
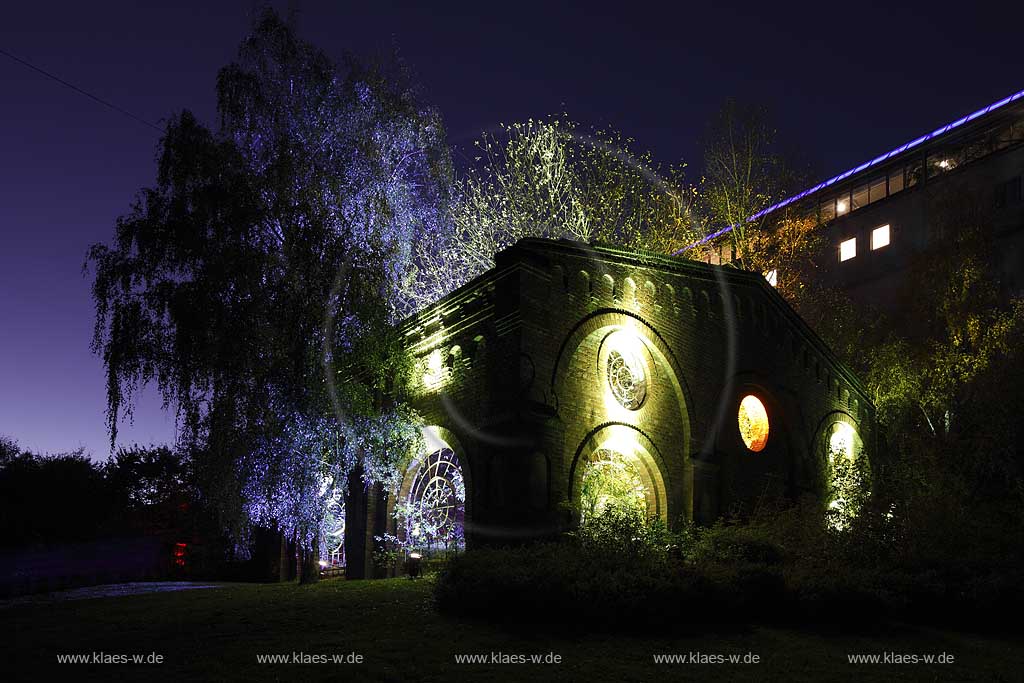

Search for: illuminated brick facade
xmin=381 ymin=238 xmax=874 ymax=553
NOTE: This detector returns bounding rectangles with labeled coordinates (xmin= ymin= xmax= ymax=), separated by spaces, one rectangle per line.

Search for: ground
xmin=4 ymin=578 xmax=1022 ymax=681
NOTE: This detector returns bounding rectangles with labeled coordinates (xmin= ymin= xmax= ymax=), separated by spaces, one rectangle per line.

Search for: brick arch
xmin=567 ymin=422 xmax=671 ymax=522
xmin=552 ymin=264 xmax=567 ymax=292
xmin=811 ymin=410 xmax=869 ymax=501
xmin=550 ymin=308 xmax=694 ymax=450
xmin=643 ymin=279 xmax=656 ymax=306
xmin=707 ymin=374 xmax=809 ymax=507
xmin=622 ymin=276 xmax=638 ymax=307
xmin=389 ymin=425 xmax=474 ymax=539
xmin=813 ymin=411 xmax=867 ymax=459
xmin=710 ymin=377 xmax=797 ymax=448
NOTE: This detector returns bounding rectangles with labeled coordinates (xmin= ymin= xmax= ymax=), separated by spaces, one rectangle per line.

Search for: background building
xmin=701 ymin=88 xmax=1024 ymax=315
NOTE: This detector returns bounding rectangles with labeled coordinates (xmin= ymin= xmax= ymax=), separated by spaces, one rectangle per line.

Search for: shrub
xmin=435 ymin=491 xmax=1024 ymax=631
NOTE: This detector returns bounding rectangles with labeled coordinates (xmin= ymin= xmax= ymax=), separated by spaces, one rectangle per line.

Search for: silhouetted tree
xmin=699 ymin=100 xmax=794 ymax=269
xmin=0 ymin=435 xmax=19 ymax=464
xmin=87 ymin=9 xmax=447 ymax=574
xmin=103 ymin=445 xmax=188 ymax=508
xmin=0 ymin=449 xmax=113 ymax=547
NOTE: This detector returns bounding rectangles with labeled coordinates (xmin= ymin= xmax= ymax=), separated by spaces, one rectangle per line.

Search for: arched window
xmin=402 ymin=448 xmax=465 ymax=552
xmin=603 ymin=331 xmax=648 ymax=410
xmin=324 ymin=496 xmax=345 ymax=568
xmin=824 ymin=421 xmax=867 ymax=530
xmin=579 ymin=449 xmax=648 ymax=522
xmin=828 ymin=422 xmax=856 ymax=463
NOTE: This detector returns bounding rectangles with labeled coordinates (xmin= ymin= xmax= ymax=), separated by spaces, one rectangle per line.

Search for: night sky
xmin=2 ymin=0 xmax=1021 ymax=459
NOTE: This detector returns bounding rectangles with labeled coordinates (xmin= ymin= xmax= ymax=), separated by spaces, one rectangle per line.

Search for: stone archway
xmin=813 ymin=411 xmax=869 ymax=529
xmin=393 ymin=426 xmax=471 ymax=553
xmin=552 ymin=311 xmax=692 ymax=525
xmin=551 ymin=309 xmax=694 ymax=450
xmin=568 ymin=423 xmax=670 ymax=522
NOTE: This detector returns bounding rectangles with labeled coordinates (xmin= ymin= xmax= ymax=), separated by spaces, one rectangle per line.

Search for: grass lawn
xmin=4 ymin=577 xmax=1023 ymax=681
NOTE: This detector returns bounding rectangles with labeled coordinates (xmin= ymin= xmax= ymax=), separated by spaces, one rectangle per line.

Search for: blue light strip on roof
xmin=676 ymin=87 xmax=1024 ymax=254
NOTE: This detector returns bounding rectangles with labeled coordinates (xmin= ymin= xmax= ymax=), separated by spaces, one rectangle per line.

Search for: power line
xmin=0 ymin=46 xmax=164 ymax=133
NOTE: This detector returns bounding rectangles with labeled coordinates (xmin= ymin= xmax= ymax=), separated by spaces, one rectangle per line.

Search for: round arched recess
xmin=708 ymin=377 xmax=803 ymax=460
xmin=550 ymin=310 xmax=693 ymax=451
xmin=812 ymin=412 xmax=869 ymax=529
xmin=710 ymin=379 xmax=799 ymax=514
xmin=568 ymin=423 xmax=670 ymax=522
xmin=812 ymin=413 xmax=866 ymax=468
xmin=393 ymin=426 xmax=472 ymax=553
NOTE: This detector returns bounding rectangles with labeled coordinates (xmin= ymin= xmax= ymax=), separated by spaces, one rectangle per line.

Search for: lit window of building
xmin=888 ymin=168 xmax=904 ymax=194
xmin=839 ymin=237 xmax=857 ymax=262
xmin=871 ymin=224 xmax=890 ymax=250
xmin=820 ymin=198 xmax=836 ymax=222
xmin=836 ymin=195 xmax=850 ymax=216
xmin=852 ymin=184 xmax=869 ymax=210
xmin=868 ymin=178 xmax=887 ymax=203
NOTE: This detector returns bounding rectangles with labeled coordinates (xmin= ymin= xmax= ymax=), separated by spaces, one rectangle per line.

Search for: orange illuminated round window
xmin=738 ymin=395 xmax=769 ymax=452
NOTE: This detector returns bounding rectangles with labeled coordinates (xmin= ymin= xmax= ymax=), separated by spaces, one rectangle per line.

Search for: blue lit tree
xmin=88 ymin=9 xmax=449 ymax=578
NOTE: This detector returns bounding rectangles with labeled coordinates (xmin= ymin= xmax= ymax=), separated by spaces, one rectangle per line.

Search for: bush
xmin=435 ymin=506 xmax=790 ymax=630
xmin=435 ymin=494 xmax=1024 ymax=631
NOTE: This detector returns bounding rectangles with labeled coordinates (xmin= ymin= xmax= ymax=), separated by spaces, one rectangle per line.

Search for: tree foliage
xmin=867 ymin=192 xmax=1024 ymax=445
xmin=87 ymin=10 xmax=448 ymax=554
xmin=699 ymin=100 xmax=790 ymax=268
xmin=578 ymin=452 xmax=648 ymax=523
xmin=1 ymin=447 xmax=112 ymax=547
xmin=405 ymin=117 xmax=698 ymax=310
xmin=741 ymin=211 xmax=822 ymax=300
xmin=103 ymin=444 xmax=189 ymax=508
xmin=0 ymin=435 xmax=19 ymax=464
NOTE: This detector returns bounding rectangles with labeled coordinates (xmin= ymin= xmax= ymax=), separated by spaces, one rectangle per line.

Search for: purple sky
xmin=2 ymin=0 xmax=1021 ymax=460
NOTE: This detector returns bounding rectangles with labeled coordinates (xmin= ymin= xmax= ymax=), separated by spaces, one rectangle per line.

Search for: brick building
xmin=343 ymin=238 xmax=874 ymax=569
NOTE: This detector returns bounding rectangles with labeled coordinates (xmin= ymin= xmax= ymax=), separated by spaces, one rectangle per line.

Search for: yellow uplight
xmin=422 ymin=349 xmax=444 ymax=389
xmin=829 ymin=423 xmax=855 ymax=462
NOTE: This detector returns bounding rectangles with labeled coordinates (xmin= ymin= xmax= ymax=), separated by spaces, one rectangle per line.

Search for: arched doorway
xmin=579 ymin=448 xmax=649 ymax=522
xmin=570 ymin=424 xmax=670 ymax=523
xmin=821 ymin=418 xmax=869 ymax=530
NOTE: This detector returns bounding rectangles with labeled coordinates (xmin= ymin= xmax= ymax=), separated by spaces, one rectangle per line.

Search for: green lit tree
xmin=404 ymin=117 xmax=698 ymax=310
xmin=578 ymin=451 xmax=648 ymax=523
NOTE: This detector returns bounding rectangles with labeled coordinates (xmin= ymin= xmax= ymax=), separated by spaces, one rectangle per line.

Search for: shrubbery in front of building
xmin=435 ymin=480 xmax=1024 ymax=631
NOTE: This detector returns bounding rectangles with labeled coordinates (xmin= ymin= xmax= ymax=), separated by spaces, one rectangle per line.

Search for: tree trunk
xmin=299 ymin=544 xmax=320 ymax=584
xmin=278 ymin=532 xmax=288 ymax=583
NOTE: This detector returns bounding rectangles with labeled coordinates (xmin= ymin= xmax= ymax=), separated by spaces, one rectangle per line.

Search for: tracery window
xmin=606 ymin=348 xmax=647 ymax=410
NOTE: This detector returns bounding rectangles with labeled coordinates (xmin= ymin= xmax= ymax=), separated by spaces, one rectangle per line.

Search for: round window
xmin=738 ymin=395 xmax=769 ymax=452
xmin=607 ymin=348 xmax=647 ymax=410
